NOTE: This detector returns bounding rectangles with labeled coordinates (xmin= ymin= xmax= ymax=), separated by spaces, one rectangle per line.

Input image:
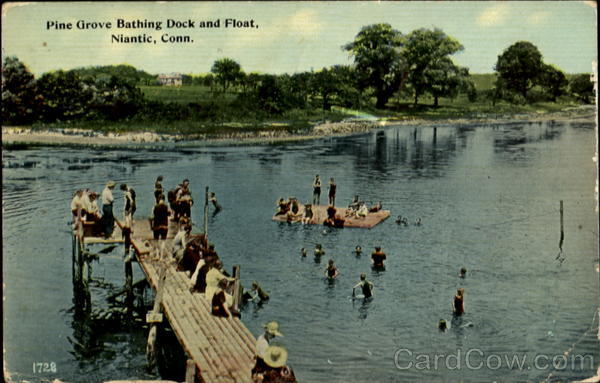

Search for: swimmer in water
xmin=325 ymin=259 xmax=339 ymax=279
xmin=354 ymin=245 xmax=362 ymax=256
xmin=438 ymin=319 xmax=448 ymax=332
xmin=352 ymin=273 xmax=374 ymax=298
xmin=459 ymin=267 xmax=467 ymax=278
xmin=371 ymin=246 xmax=387 ymax=268
xmin=415 ymin=217 xmax=422 ymax=226
xmin=453 ymin=288 xmax=465 ymax=316
xmin=300 ymin=248 xmax=307 ymax=258
xmin=314 ymin=244 xmax=325 ymax=257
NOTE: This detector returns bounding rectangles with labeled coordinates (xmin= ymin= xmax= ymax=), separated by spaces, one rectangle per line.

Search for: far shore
xmin=2 ymin=106 xmax=596 ymax=149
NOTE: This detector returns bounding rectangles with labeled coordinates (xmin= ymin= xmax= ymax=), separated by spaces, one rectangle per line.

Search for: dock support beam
xmin=146 ymin=265 xmax=167 ymax=371
xmin=185 ymin=359 xmax=196 ymax=383
xmin=232 ymin=265 xmax=242 ymax=312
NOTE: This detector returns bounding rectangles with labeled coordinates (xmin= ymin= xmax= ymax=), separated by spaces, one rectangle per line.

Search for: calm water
xmin=3 ymin=121 xmax=599 ymax=383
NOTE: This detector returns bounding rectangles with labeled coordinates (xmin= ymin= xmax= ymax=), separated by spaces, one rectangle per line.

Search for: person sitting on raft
xmin=352 ymin=273 xmax=374 ymax=298
xmin=286 ymin=198 xmax=302 ymax=222
xmin=369 ymin=201 xmax=383 ymax=213
xmin=346 ymin=195 xmax=361 ymax=216
xmin=356 ymin=202 xmax=369 ymax=219
xmin=275 ymin=198 xmax=290 ymax=216
xmin=371 ymin=246 xmax=387 ymax=268
xmin=302 ymin=203 xmax=313 ymax=224
xmin=453 ymin=288 xmax=465 ymax=316
xmin=325 ymin=259 xmax=339 ymax=279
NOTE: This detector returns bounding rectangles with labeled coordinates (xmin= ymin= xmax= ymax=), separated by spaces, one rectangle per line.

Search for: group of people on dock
xmin=70 ymin=181 xmax=136 ymax=239
xmin=252 ymin=321 xmax=297 ymax=383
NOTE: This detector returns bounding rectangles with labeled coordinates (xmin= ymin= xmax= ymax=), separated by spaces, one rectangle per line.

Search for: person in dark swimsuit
xmin=371 ymin=246 xmax=387 ymax=268
xmin=154 ymin=175 xmax=164 ymax=203
xmin=453 ymin=288 xmax=465 ymax=316
xmin=211 ymin=279 xmax=231 ymax=318
xmin=312 ymin=175 xmax=321 ymax=205
xmin=324 ymin=259 xmax=339 ymax=279
xmin=328 ymin=178 xmax=337 ymax=206
xmin=352 ymin=273 xmax=373 ymax=298
xmin=354 ymin=245 xmax=362 ymax=257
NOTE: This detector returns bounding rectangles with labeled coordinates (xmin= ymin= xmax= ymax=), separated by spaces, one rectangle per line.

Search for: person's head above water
xmin=360 ymin=272 xmax=366 ymax=281
xmin=328 ymin=259 xmax=335 ymax=266
xmin=438 ymin=319 xmax=447 ymax=331
xmin=459 ymin=267 xmax=467 ymax=278
xmin=356 ymin=245 xmax=362 ymax=251
xmin=375 ymin=246 xmax=381 ymax=252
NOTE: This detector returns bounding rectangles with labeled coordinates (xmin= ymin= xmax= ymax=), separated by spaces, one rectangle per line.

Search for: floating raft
xmin=272 ymin=204 xmax=390 ymax=229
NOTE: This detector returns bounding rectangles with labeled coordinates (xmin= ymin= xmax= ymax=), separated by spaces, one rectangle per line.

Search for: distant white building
xmin=158 ymin=73 xmax=183 ymax=86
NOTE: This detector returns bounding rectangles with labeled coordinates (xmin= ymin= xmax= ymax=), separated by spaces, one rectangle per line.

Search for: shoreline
xmin=2 ymin=106 xmax=596 ymax=149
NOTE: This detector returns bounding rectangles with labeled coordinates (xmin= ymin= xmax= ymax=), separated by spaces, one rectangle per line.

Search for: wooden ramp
xmin=272 ymin=204 xmax=390 ymax=228
xmin=82 ymin=217 xmax=257 ymax=383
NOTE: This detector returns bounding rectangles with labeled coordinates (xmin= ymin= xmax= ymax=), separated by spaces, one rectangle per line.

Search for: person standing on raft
xmin=312 ymin=175 xmax=321 ymax=205
xmin=328 ymin=177 xmax=336 ymax=206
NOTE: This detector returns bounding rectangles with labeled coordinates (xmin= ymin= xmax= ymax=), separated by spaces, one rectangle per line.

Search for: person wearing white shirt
xmin=101 ymin=180 xmax=116 ymax=238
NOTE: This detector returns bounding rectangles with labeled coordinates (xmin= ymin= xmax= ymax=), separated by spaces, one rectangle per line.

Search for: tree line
xmin=2 ymin=23 xmax=594 ymax=126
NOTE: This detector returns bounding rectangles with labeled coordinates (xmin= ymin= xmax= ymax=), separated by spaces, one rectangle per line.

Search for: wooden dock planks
xmin=79 ymin=216 xmax=257 ymax=383
xmin=127 ymin=222 xmax=255 ymax=383
xmin=272 ymin=204 xmax=391 ymax=228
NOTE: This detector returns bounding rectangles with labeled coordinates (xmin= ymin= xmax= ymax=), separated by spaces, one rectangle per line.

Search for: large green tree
xmin=494 ymin=41 xmax=543 ymax=99
xmin=425 ymin=57 xmax=470 ymax=107
xmin=2 ymin=56 xmax=38 ymax=124
xmin=211 ymin=58 xmax=242 ymax=93
xmin=344 ymin=23 xmax=406 ymax=109
xmin=569 ymin=74 xmax=594 ymax=103
xmin=539 ymin=64 xmax=567 ymax=101
xmin=403 ymin=28 xmax=465 ymax=106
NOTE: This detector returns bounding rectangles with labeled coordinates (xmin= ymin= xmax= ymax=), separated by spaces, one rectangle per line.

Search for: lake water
xmin=3 ymin=121 xmax=599 ymax=383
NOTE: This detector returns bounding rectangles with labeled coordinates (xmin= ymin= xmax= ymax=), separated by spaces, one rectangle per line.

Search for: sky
xmin=1 ymin=1 xmax=597 ymax=76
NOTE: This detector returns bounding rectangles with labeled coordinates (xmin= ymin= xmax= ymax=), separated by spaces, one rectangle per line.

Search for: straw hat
xmin=263 ymin=346 xmax=288 ymax=368
xmin=106 ymin=180 xmax=116 ymax=188
xmin=264 ymin=321 xmax=283 ymax=337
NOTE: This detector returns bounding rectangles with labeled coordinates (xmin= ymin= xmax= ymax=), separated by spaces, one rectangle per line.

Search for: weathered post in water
xmin=559 ymin=200 xmax=564 ymax=252
xmin=204 ymin=186 xmax=209 ymax=239
xmin=146 ymin=265 xmax=166 ymax=370
xmin=231 ymin=265 xmax=242 ymax=312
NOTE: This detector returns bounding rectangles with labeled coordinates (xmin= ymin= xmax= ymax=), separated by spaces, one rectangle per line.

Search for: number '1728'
xmin=33 ymin=362 xmax=57 ymax=373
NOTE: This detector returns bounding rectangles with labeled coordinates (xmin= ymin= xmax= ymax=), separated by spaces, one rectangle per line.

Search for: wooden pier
xmin=272 ymin=204 xmax=391 ymax=228
xmin=72 ymin=214 xmax=257 ymax=383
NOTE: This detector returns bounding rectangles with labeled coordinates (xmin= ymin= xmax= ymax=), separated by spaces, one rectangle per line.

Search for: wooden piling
xmin=203 ymin=186 xmax=209 ymax=239
xmin=185 ymin=359 xmax=196 ymax=383
xmin=146 ymin=263 xmax=167 ymax=370
xmin=231 ymin=265 xmax=241 ymax=312
xmin=559 ymin=200 xmax=564 ymax=251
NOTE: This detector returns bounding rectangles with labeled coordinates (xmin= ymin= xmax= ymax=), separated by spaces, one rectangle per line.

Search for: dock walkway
xmin=76 ymin=217 xmax=257 ymax=383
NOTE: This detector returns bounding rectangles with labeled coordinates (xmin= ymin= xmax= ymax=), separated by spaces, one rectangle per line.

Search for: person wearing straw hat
xmin=101 ymin=180 xmax=116 ymax=238
xmin=255 ymin=321 xmax=283 ymax=363
xmin=252 ymin=346 xmax=297 ymax=383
